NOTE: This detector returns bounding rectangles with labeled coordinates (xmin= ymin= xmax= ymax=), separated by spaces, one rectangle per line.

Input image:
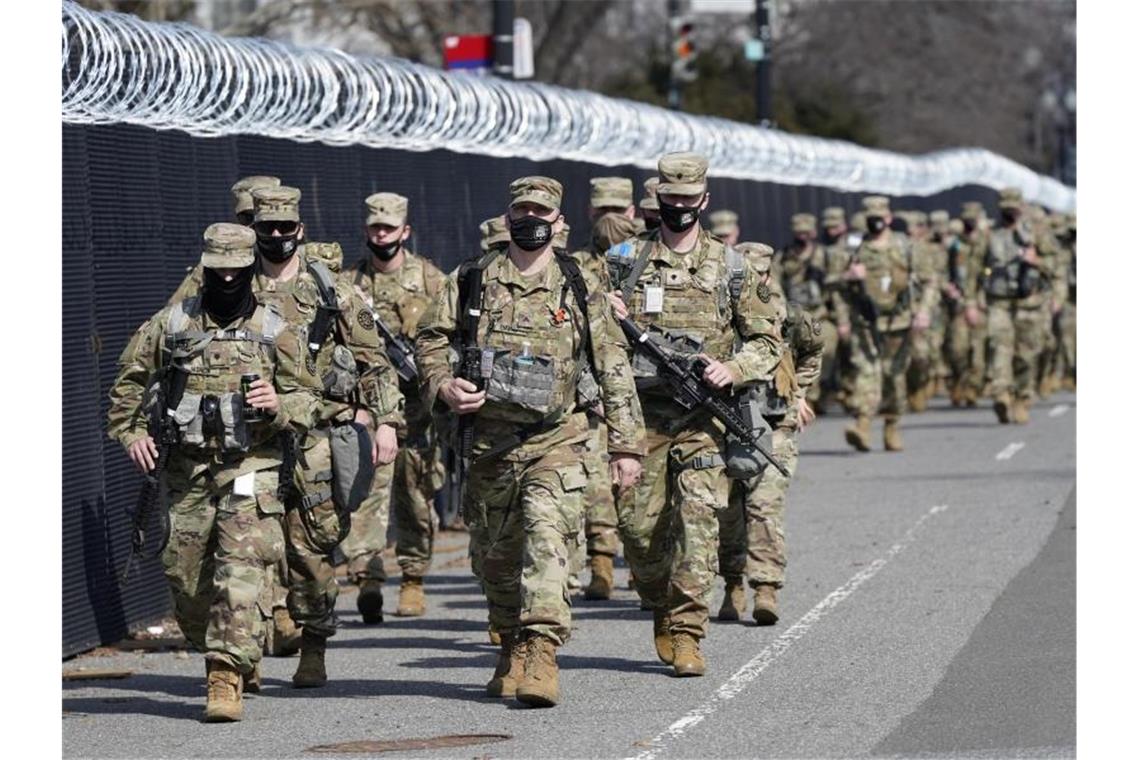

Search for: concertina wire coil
xmin=60 ymin=0 xmax=1075 ymax=212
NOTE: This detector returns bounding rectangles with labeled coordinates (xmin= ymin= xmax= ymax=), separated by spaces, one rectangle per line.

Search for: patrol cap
xmin=509 ymin=176 xmax=563 ymax=211
xmin=253 ymin=186 xmax=301 ymax=223
xmin=850 ymin=211 xmax=867 ymax=233
xmin=862 ymin=195 xmax=890 ymax=216
xmin=910 ymin=210 xmax=929 ymax=228
xmin=710 ymin=209 xmax=739 ymax=236
xmin=231 ymin=175 xmax=281 ymax=216
xmin=201 ymin=222 xmax=256 ymax=269
xmin=792 ymin=213 xmax=817 ymax=233
xmin=479 ymin=215 xmax=510 ymax=252
xmin=657 ymin=152 xmax=708 ymax=196
xmin=949 ymin=219 xmax=964 ymax=236
xmin=930 ymin=210 xmax=950 ymax=232
xmin=639 ymin=177 xmax=660 ymax=211
xmin=735 ymin=241 xmax=775 ymax=274
xmin=822 ymin=207 xmax=846 ymax=225
xmin=365 ymin=192 xmax=408 ymax=227
xmin=960 ymin=201 xmax=984 ymax=220
xmin=998 ymin=187 xmax=1023 ymax=209
xmin=590 ymin=177 xmax=634 ymax=209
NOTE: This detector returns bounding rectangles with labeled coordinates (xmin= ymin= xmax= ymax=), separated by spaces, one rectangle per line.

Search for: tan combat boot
xmin=844 ymin=415 xmax=872 ymax=452
xmin=486 ymin=631 xmax=527 ymax=698
xmin=1011 ymin=398 xmax=1030 ymax=424
xmin=396 ymin=575 xmax=426 ymax=617
xmin=488 ymin=626 xmax=502 ymax=646
xmin=515 ymin=633 xmax=561 ymax=707
xmin=949 ymin=382 xmax=964 ymax=408
xmin=242 ymin=661 xmax=261 ymax=694
xmin=269 ymin=607 xmax=301 ymax=656
xmin=907 ymin=388 xmax=928 ymax=413
xmin=356 ymin=579 xmax=384 ymax=624
xmin=717 ymin=577 xmax=746 ymax=621
xmin=1061 ymin=377 xmax=1076 ymax=392
xmin=883 ymin=415 xmax=904 ymax=452
xmin=653 ymin=609 xmax=674 ymax=664
xmin=583 ymin=555 xmax=615 ymax=600
xmin=671 ymin=632 xmax=706 ymax=677
xmin=993 ymin=394 xmax=1012 ymax=424
xmin=292 ymin=632 xmax=327 ymax=688
xmin=204 ymin=660 xmax=243 ymax=722
xmin=963 ymin=385 xmax=979 ymax=407
xmin=752 ymin=584 xmax=780 ymax=626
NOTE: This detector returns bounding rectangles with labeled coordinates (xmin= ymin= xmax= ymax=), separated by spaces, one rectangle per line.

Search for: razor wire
xmin=60 ymin=1 xmax=1075 ymax=211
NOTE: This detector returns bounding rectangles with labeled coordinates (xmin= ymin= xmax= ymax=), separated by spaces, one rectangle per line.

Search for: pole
xmin=492 ymin=0 xmax=514 ymax=79
xmin=668 ymin=0 xmax=681 ymax=111
xmin=756 ymin=0 xmax=771 ymax=125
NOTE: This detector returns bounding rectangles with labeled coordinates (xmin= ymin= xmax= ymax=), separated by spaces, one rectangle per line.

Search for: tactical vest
xmin=983 ymin=225 xmax=1042 ymax=299
xmin=162 ymin=297 xmax=286 ymax=453
xmin=857 ymin=239 xmax=912 ymax=314
xmin=464 ymin=256 xmax=588 ymax=425
xmin=780 ymin=246 xmax=829 ymax=311
xmin=613 ymin=237 xmax=744 ymax=388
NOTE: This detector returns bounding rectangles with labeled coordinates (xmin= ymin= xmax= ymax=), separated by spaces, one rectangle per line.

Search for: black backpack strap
xmin=455 ymin=250 xmax=501 ymax=343
xmin=553 ymin=252 xmax=595 ymax=368
xmin=620 ymin=238 xmax=656 ymax=305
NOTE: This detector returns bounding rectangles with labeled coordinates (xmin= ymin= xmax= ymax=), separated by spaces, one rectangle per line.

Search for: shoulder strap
xmin=620 ymin=238 xmax=656 ymax=304
xmin=724 ymin=245 xmax=745 ymax=306
xmin=456 ymin=250 xmax=500 ymax=342
xmin=553 ymin=252 xmax=595 ymax=368
xmin=306 ymin=259 xmax=340 ymax=310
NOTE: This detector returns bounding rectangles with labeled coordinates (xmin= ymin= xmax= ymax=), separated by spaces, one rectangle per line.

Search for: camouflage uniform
xmin=639 ymin=177 xmax=661 ymax=235
xmin=947 ymin=202 xmax=990 ymax=405
xmin=776 ymin=213 xmax=847 ymax=411
xmin=709 ymin=209 xmax=740 ymax=247
xmin=608 ymin=154 xmax=782 ymax=661
xmin=974 ymin=188 xmax=1054 ymax=423
xmin=341 ymin=193 xmax=445 ymax=607
xmin=718 ymin=244 xmax=822 ymax=608
xmin=842 ymin=196 xmax=937 ymax=451
xmin=1050 ymin=214 xmax=1076 ymax=389
xmin=820 ymin=207 xmax=858 ymax=411
xmin=903 ymin=211 xmax=946 ymax=411
xmin=416 ymin=177 xmax=646 ymax=655
xmin=106 ymin=224 xmax=316 ymax=684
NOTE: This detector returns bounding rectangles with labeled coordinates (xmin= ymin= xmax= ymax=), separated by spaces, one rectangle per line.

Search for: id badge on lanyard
xmin=643 ymin=285 xmax=664 ymax=313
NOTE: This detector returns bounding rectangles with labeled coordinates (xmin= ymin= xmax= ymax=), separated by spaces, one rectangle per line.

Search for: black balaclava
xmin=202 ymin=265 xmax=256 ymax=326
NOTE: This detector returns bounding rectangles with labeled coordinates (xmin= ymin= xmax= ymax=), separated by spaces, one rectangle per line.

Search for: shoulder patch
xmin=757 ymin=282 xmax=772 ymax=303
xmin=811 ymin=318 xmax=822 ymax=336
xmin=357 ymin=309 xmax=375 ymax=331
xmin=607 ymin=241 xmax=635 ymax=259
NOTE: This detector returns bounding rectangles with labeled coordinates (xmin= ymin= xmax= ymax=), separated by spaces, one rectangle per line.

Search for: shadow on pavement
xmin=405 ymin=652 xmax=665 ymax=675
xmin=330 ymin=635 xmax=477 ymax=653
xmin=63 ymin=695 xmax=203 ymax=722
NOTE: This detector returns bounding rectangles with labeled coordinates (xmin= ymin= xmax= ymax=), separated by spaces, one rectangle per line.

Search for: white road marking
xmin=628 ymin=504 xmax=950 ymax=760
xmin=1049 ymin=404 xmax=1070 ymax=418
xmin=995 ymin=442 xmax=1026 ymax=461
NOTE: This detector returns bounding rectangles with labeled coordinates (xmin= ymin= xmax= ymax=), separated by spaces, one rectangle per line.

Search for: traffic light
xmin=670 ymin=16 xmax=698 ymax=84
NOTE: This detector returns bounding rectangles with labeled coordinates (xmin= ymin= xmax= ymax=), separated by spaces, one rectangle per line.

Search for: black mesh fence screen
xmin=61 ymin=121 xmax=999 ymax=657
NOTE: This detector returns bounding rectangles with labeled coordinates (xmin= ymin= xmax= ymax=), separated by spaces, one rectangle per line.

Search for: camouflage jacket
xmin=106 ymin=300 xmax=320 ymax=488
xmin=845 ymin=232 xmax=937 ymax=333
xmin=610 ymin=228 xmax=783 ymax=420
xmin=344 ymin=249 xmax=445 ymax=435
xmin=416 ymin=251 xmax=646 ymax=463
xmin=774 ymin=241 xmax=849 ymax=323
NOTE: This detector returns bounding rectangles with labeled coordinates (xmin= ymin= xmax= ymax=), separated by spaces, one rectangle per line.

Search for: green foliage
xmin=774 ymin=82 xmax=879 ymax=147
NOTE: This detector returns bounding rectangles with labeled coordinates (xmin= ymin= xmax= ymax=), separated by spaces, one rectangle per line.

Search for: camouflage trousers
xmin=986 ymin=300 xmax=1044 ymax=402
xmin=339 ymin=458 xmax=396 ymax=582
xmin=1057 ymin=303 xmax=1076 ymax=382
xmin=907 ymin=317 xmax=945 ymax=397
xmin=162 ymin=463 xmax=285 ymax=674
xmin=717 ymin=427 xmax=800 ymax=588
xmin=944 ymin=310 xmax=972 ymax=395
xmin=584 ymin=416 xmax=620 ymax=558
xmin=616 ymin=414 xmax=726 ymax=639
xmin=392 ymin=436 xmax=444 ymax=578
xmin=966 ymin=320 xmax=988 ymax=396
xmin=464 ymin=442 xmax=588 ymax=645
xmin=805 ymin=318 xmax=839 ymax=406
xmin=847 ymin=326 xmax=912 ymax=417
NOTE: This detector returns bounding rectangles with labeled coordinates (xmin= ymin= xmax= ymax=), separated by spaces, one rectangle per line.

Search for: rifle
xmin=446 ymin=259 xmax=491 ymax=515
xmin=120 ymin=365 xmax=188 ymax=583
xmin=373 ymin=310 xmax=418 ymax=384
xmin=617 ymin=315 xmax=789 ymax=477
xmin=846 ymin=252 xmax=883 ymax=354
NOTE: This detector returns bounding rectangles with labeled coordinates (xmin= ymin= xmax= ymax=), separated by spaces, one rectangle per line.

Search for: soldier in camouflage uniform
xmin=775 ymin=213 xmax=847 ymax=413
xmin=903 ymin=211 xmax=946 ymax=412
xmin=709 ymin=209 xmax=740 ymax=247
xmin=417 ymin=176 xmax=645 ymax=708
xmin=565 ymin=177 xmax=641 ymax=601
xmin=341 ymin=193 xmax=446 ymax=620
xmin=107 ymin=223 xmax=319 ymax=722
xmin=1048 ymin=213 xmax=1076 ymax=391
xmin=716 ymin=242 xmax=823 ymax=626
xmin=244 ymin=186 xmax=403 ymax=687
xmin=639 ymin=177 xmax=661 ymax=234
xmin=607 ymin=152 xmax=783 ymax=677
xmin=951 ymin=201 xmax=990 ymax=406
xmin=841 ymin=196 xmax=936 ymax=452
xmin=970 ymin=188 xmax=1054 ymax=424
xmin=821 ymin=207 xmax=857 ymax=411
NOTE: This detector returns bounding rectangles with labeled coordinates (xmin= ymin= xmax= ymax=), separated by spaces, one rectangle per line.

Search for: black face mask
xmin=658 ymin=200 xmax=702 ymax=233
xmin=256 ymin=234 xmax=299 ymax=263
xmin=509 ymin=215 xmax=554 ymax=251
xmin=236 ymin=212 xmax=255 ymax=227
xmin=202 ymin=266 xmax=256 ymax=326
xmin=644 ymin=216 xmax=661 ymax=232
xmin=867 ymin=216 xmax=887 ymax=234
xmin=963 ymin=219 xmax=977 ymax=232
xmin=821 ymin=230 xmax=838 ymax=245
xmin=367 ymin=239 xmax=401 ymax=261
xmin=1000 ymin=209 xmax=1020 ymax=226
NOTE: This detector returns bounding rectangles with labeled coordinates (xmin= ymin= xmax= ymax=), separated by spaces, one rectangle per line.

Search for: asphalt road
xmin=63 ymin=391 xmax=1076 ymax=759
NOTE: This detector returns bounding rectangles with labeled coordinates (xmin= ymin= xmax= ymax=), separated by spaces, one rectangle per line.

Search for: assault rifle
xmin=617 ymin=315 xmax=789 ymax=477
xmin=121 ymin=366 xmax=188 ymax=583
xmin=445 ymin=259 xmax=491 ymax=513
xmin=846 ymin=254 xmax=883 ymax=354
xmin=373 ymin=311 xmax=418 ymax=383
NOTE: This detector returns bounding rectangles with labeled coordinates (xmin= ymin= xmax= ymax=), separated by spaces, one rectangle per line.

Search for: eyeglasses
xmin=253 ymin=221 xmax=299 ymax=237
